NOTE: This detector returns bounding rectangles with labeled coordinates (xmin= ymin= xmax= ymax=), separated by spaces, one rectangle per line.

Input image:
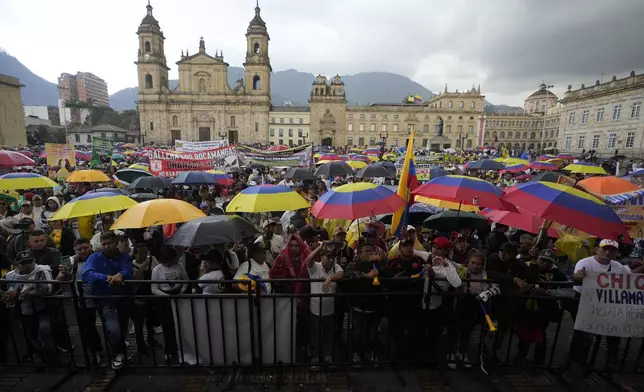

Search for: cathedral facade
xmin=136 ymin=2 xmax=271 ymax=145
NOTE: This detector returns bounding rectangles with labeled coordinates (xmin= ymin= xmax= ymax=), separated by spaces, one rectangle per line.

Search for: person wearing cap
xmin=15 ymin=201 xmax=40 ymax=230
xmin=569 ymin=238 xmax=635 ymax=372
xmin=4 ymin=250 xmax=57 ymax=369
xmin=332 ymin=226 xmax=353 ymax=268
xmin=0 ymin=196 xmax=15 ymax=219
xmin=31 ymin=195 xmax=44 ymax=223
xmin=387 ymin=225 xmax=424 ymax=259
xmin=254 ymin=218 xmax=284 ymax=266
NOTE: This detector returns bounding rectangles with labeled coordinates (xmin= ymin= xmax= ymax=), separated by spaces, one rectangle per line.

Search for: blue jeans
xmin=350 ymin=307 xmax=379 ymax=357
xmin=25 ymin=311 xmax=57 ymax=365
xmin=98 ymin=300 xmax=126 ymax=356
xmin=309 ymin=313 xmax=334 ymax=358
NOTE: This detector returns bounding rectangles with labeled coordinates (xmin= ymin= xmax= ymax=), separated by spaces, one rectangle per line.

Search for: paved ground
xmin=1 ymin=365 xmax=643 ymax=392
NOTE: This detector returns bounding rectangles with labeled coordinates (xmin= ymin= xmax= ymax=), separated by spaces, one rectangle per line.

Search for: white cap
xmin=406 ymin=225 xmax=416 ymax=231
xmin=599 ymin=239 xmax=619 ymax=249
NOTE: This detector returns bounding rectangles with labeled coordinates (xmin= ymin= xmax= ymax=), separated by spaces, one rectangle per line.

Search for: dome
xmin=140 ymin=3 xmax=160 ymax=28
xmin=247 ymin=4 xmax=267 ymax=34
xmin=330 ymin=75 xmax=344 ymax=85
xmin=527 ymin=83 xmax=558 ymax=100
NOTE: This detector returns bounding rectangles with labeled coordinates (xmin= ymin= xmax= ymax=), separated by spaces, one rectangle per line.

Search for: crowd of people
xmin=0 ymin=145 xmax=641 ymax=377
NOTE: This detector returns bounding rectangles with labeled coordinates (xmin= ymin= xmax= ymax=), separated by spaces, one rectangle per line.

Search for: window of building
xmin=269 ymin=128 xmax=275 ymax=137
xmin=253 ymin=42 xmax=260 ymax=53
xmin=86 ymin=135 xmax=92 ymax=143
xmin=381 ymin=124 xmax=387 ymax=132
xmin=467 ymin=139 xmax=472 ymax=148
xmin=299 ymin=118 xmax=303 ymax=124
xmin=626 ymin=132 xmax=635 ymax=148
xmin=370 ymin=124 xmax=375 ymax=132
xmin=75 ymin=134 xmax=80 ymax=143
xmin=456 ymin=139 xmax=461 ymax=147
xmin=471 ymin=101 xmax=476 ymax=109
xmin=447 ymin=116 xmax=452 ymax=120
xmin=271 ymin=117 xmax=275 ymax=123
xmin=393 ymin=124 xmax=398 ymax=132
xmin=423 ymin=124 xmax=429 ymax=132
xmin=101 ymin=132 xmax=107 ymax=138
xmin=523 ymin=132 xmax=527 ymax=139
xmin=448 ymin=101 xmax=453 ymax=108
xmin=613 ymin=104 xmax=621 ymax=120
xmin=279 ymin=129 xmax=283 ymax=137
xmin=145 ymin=74 xmax=153 ymax=88
xmin=459 ymin=101 xmax=464 ymax=108
xmin=394 ymin=115 xmax=399 ymax=119
xmin=582 ymin=109 xmax=589 ymax=124
xmin=608 ymin=133 xmax=616 ymax=148
xmin=425 ymin=115 xmax=429 ymax=120
xmin=172 ymin=115 xmax=178 ymax=126
xmin=371 ymin=114 xmax=376 ymax=120
xmin=360 ymin=114 xmax=365 ymax=119
xmin=468 ymin=125 xmax=473 ymax=133
xmin=255 ymin=122 xmax=259 ymax=132
xmin=289 ymin=118 xmax=294 ymax=124
xmin=298 ymin=129 xmax=303 ymax=137
xmin=458 ymin=116 xmax=463 ymax=120
xmin=470 ymin=116 xmax=474 ymax=120
xmin=348 ymin=124 xmax=353 ymax=132
xmin=279 ymin=139 xmax=283 ymax=145
xmin=500 ymin=131 xmax=505 ymax=139
xmin=369 ymin=137 xmax=376 ymax=145
xmin=564 ymin=136 xmax=572 ymax=150
xmin=457 ymin=125 xmax=463 ymax=134
xmin=359 ymin=123 xmax=364 ymax=131
xmin=596 ymin=108 xmax=604 ymax=121
xmin=288 ymin=129 xmax=293 ymax=137
xmin=149 ymin=122 xmax=154 ymax=131
xmin=591 ymin=135 xmax=600 ymax=149
xmin=252 ymin=75 xmax=261 ymax=90
xmin=632 ymin=102 xmax=641 ymax=118
xmin=347 ymin=137 xmax=353 ymax=145
xmin=577 ymin=135 xmax=585 ymax=149
xmin=446 ymin=125 xmax=451 ymax=133
xmin=568 ymin=112 xmax=575 ymax=125
xmin=358 ymin=137 xmax=364 ymax=146
xmin=230 ymin=116 xmax=236 ymax=127
xmin=144 ymin=41 xmax=151 ymax=53
xmin=530 ymin=131 xmax=536 ymax=139
xmin=507 ymin=131 xmax=513 ymax=139
xmin=348 ymin=114 xmax=353 ymax=120
xmin=280 ymin=118 xmax=284 ymax=123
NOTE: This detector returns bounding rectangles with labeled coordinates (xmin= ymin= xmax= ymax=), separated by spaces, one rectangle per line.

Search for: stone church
xmin=136 ymin=2 xmax=271 ymax=145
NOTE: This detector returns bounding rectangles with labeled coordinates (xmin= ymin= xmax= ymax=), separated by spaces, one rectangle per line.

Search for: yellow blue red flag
xmin=391 ymin=132 xmax=418 ymax=237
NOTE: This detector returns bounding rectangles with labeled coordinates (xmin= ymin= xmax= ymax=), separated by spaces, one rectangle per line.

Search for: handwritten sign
xmin=574 ymin=273 xmax=644 ymax=337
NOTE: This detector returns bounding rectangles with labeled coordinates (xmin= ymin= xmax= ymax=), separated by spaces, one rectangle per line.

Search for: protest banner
xmin=574 ymin=273 xmax=644 ymax=338
xmin=175 ymin=139 xmax=229 ymax=152
xmin=147 ymin=145 xmax=237 ymax=177
xmin=90 ymin=137 xmax=113 ymax=168
xmin=45 ymin=143 xmax=76 ymax=167
xmin=171 ymin=297 xmax=296 ymax=365
xmin=236 ymin=144 xmax=313 ymax=167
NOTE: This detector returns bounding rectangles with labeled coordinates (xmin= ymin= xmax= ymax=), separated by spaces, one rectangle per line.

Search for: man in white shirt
xmin=254 ymin=219 xmax=284 ymax=266
xmin=570 ymin=239 xmax=632 ymax=373
xmin=234 ymin=243 xmax=271 ymax=294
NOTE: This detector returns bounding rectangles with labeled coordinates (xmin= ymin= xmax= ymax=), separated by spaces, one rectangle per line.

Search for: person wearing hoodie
xmin=3 ymin=250 xmax=56 ymax=369
xmin=40 ymin=196 xmax=61 ymax=234
xmin=48 ymin=220 xmax=75 ymax=257
xmin=81 ymin=231 xmax=133 ymax=370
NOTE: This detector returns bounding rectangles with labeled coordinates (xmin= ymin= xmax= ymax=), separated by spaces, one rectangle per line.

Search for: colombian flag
xmin=391 ymin=132 xmax=418 ymax=237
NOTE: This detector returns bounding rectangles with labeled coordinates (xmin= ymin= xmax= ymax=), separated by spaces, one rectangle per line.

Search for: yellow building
xmin=0 ymin=74 xmax=27 ymax=147
xmin=268 ymin=107 xmax=310 ymax=147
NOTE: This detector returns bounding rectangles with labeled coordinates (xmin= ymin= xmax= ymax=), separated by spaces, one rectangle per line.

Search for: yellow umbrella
xmin=52 ymin=192 xmax=137 ymax=220
xmin=129 ymin=163 xmax=150 ymax=172
xmin=313 ymin=153 xmax=322 ymax=159
xmin=496 ymin=157 xmax=530 ymax=166
xmin=368 ymin=155 xmax=379 ymax=162
xmin=123 ymin=150 xmax=136 ymax=155
xmin=0 ymin=173 xmax=58 ymax=190
xmin=415 ymin=196 xmax=480 ymax=212
xmin=347 ymin=161 xmax=367 ymax=169
xmin=111 ymin=199 xmax=206 ymax=229
xmin=67 ymin=170 xmax=111 ymax=183
xmin=225 ymin=185 xmax=310 ymax=213
xmin=122 ymin=143 xmax=137 ymax=149
xmin=563 ymin=163 xmax=607 ymax=175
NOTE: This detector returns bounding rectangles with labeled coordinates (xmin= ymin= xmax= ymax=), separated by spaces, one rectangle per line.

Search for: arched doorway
xmin=321 ymin=137 xmax=333 ymax=147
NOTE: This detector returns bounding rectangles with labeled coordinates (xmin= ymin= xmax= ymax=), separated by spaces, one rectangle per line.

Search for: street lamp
xmin=379 ymin=131 xmax=388 ymax=155
xmin=540 ymin=84 xmax=553 ymax=154
xmin=458 ymin=131 xmax=467 ymax=150
xmin=218 ymin=132 xmax=228 ymax=144
xmin=302 ymin=133 xmax=308 ymax=145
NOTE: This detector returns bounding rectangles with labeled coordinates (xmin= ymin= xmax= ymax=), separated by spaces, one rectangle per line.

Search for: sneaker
xmin=154 ymin=326 xmax=163 ymax=335
xmin=111 ymin=353 xmax=125 ymax=370
xmin=447 ymin=353 xmax=457 ymax=370
xmin=462 ymin=353 xmax=472 ymax=369
xmin=57 ymin=344 xmax=74 ymax=353
xmin=352 ymin=353 xmax=362 ymax=368
xmin=128 ymin=323 xmax=135 ymax=335
xmin=310 ymin=356 xmax=319 ymax=372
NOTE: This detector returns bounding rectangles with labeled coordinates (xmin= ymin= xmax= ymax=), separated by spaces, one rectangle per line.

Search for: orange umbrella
xmin=577 ymin=176 xmax=639 ymax=195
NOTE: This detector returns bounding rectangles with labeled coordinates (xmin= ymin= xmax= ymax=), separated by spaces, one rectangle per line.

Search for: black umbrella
xmin=423 ymin=210 xmax=488 ymax=232
xmin=248 ymin=163 xmax=266 ymax=170
xmin=167 ymin=215 xmax=258 ymax=247
xmin=113 ymin=168 xmax=152 ymax=184
xmin=531 ymin=172 xmax=564 ymax=183
xmin=355 ymin=165 xmax=395 ymax=178
xmin=130 ymin=193 xmax=162 ymax=202
xmin=373 ymin=161 xmax=396 ymax=171
xmin=128 ymin=176 xmax=172 ymax=190
xmin=467 ymin=159 xmax=505 ymax=171
xmin=314 ymin=161 xmax=353 ymax=177
xmin=284 ymin=167 xmax=316 ymax=181
xmin=379 ymin=212 xmax=432 ymax=225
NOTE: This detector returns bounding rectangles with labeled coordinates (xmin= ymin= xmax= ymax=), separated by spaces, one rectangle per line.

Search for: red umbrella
xmin=411 ymin=175 xmax=515 ymax=211
xmin=480 ymin=208 xmax=560 ymax=238
xmin=0 ymin=151 xmax=36 ymax=168
xmin=267 ymin=145 xmax=288 ymax=152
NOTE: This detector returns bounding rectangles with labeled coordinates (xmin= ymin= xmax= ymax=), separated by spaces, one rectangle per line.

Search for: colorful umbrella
xmin=51 ymin=192 xmax=137 ymax=220
xmin=267 ymin=145 xmax=289 ymax=152
xmin=501 ymin=164 xmax=529 ymax=174
xmin=347 ymin=161 xmax=367 ymax=170
xmin=311 ymin=183 xmax=405 ymax=219
xmin=576 ymin=176 xmax=639 ymax=195
xmin=206 ymin=170 xmax=234 ymax=185
xmin=557 ymin=153 xmax=575 ymax=160
xmin=480 ymin=208 xmax=560 ymax=238
xmin=537 ymin=154 xmax=556 ymax=161
xmin=412 ymin=175 xmax=509 ymax=210
xmin=318 ymin=153 xmax=341 ymax=161
xmin=467 ymin=159 xmax=505 ymax=171
xmin=563 ymin=162 xmax=607 ymax=175
xmin=111 ymin=199 xmax=206 ymax=229
xmin=529 ymin=161 xmax=557 ymax=171
xmin=429 ymin=168 xmax=448 ymax=179
xmin=383 ymin=153 xmax=397 ymax=162
xmin=630 ymin=168 xmax=644 ymax=177
xmin=0 ymin=151 xmax=35 ymax=168
xmin=501 ymin=181 xmax=630 ymax=241
xmin=498 ymin=157 xmax=530 ymax=166
xmin=112 ymin=153 xmax=125 ymax=161
xmin=363 ymin=148 xmax=380 ymax=155
xmin=67 ymin=170 xmax=111 ymax=183
xmin=0 ymin=173 xmax=57 ymax=190
xmin=350 ymin=155 xmax=370 ymax=163
xmin=414 ymin=196 xmax=480 ymax=212
xmin=225 ymin=185 xmax=310 ymax=213
xmin=129 ymin=163 xmax=150 ymax=172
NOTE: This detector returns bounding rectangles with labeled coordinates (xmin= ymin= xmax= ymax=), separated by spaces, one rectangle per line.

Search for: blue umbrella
xmin=467 ymin=159 xmax=505 ymax=171
xmin=429 ymin=168 xmax=448 ymax=179
xmin=171 ymin=171 xmax=221 ymax=185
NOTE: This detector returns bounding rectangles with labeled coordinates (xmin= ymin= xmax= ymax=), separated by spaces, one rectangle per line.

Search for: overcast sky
xmin=1 ymin=0 xmax=643 ymax=106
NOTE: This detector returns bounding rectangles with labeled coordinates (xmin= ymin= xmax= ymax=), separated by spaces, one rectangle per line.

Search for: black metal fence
xmin=1 ymin=277 xmax=642 ymax=376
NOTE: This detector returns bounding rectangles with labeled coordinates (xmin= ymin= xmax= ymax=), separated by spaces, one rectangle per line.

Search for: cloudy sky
xmin=1 ymin=0 xmax=643 ymax=106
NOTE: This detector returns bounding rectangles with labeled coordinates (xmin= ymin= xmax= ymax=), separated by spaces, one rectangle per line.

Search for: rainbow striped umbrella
xmin=0 ymin=173 xmax=58 ymax=190
xmin=529 ymin=161 xmax=557 ymax=171
xmin=411 ymin=175 xmax=509 ymax=210
xmin=537 ymin=154 xmax=556 ymax=161
xmin=501 ymin=181 xmax=630 ymax=241
xmin=563 ymin=162 xmax=607 ymax=175
xmin=480 ymin=208 xmax=560 ymax=238
xmin=319 ymin=153 xmax=341 ymax=161
xmin=51 ymin=192 xmax=137 ymax=220
xmin=501 ymin=164 xmax=529 ymax=174
xmin=311 ymin=182 xmax=405 ymax=219
xmin=206 ymin=170 xmax=234 ymax=185
xmin=363 ymin=148 xmax=381 ymax=155
xmin=129 ymin=163 xmax=150 ymax=172
xmin=350 ymin=155 xmax=370 ymax=163
xmin=557 ymin=153 xmax=575 ymax=160
xmin=225 ymin=185 xmax=310 ymax=213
